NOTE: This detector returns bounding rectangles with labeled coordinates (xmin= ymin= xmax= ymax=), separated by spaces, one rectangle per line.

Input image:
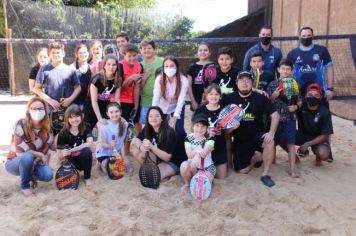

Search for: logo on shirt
xmin=97 ymin=84 xmax=115 ymax=101
xmin=194 ymin=69 xmax=203 ymax=85
xmin=269 ymin=55 xmax=275 ymax=63
xmin=313 ymin=54 xmax=320 ymax=62
xmin=299 ymin=64 xmax=317 ymax=73
xmin=243 ymin=113 xmax=255 ymax=121
xmin=314 ymin=112 xmax=320 ymax=123
xmin=296 ymin=56 xmax=302 ymax=64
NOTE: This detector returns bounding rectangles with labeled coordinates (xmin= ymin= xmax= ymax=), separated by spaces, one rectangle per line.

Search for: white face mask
xmin=164 ymin=68 xmax=177 ymax=78
xmin=30 ymin=110 xmax=46 ymax=121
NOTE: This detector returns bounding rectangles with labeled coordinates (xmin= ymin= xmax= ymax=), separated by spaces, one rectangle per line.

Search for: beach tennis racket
xmin=202 ymin=62 xmax=218 ymax=88
xmin=254 ymin=68 xmax=261 ymax=89
xmin=50 ymin=87 xmax=66 ymax=131
xmin=278 ymin=76 xmax=299 ymax=105
xmin=139 ymin=152 xmax=161 ymax=189
xmin=213 ymin=103 xmax=250 ymax=132
xmin=106 ymin=135 xmax=126 ymax=180
xmin=190 ymin=157 xmax=212 ymax=201
xmin=55 ymin=147 xmax=79 ymax=190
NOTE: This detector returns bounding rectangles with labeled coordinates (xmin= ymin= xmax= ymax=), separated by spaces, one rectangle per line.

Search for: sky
xmin=157 ymin=0 xmax=248 ymax=32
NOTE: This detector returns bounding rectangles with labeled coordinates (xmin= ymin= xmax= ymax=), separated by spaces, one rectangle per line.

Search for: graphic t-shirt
xmin=141 ymin=57 xmax=163 ymax=107
xmin=221 ymin=91 xmax=276 ymax=142
xmin=57 ymin=124 xmax=93 ymax=156
xmin=187 ymin=63 xmax=204 ymax=104
xmin=287 ymin=44 xmax=333 ymax=96
xmin=213 ymin=66 xmax=239 ymax=94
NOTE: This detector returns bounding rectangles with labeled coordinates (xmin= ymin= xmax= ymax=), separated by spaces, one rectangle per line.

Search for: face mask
xmin=300 ymin=37 xmax=313 ymax=47
xmin=164 ymin=68 xmax=176 ymax=78
xmin=260 ymin=36 xmax=271 ymax=45
xmin=30 ymin=110 xmax=46 ymax=121
xmin=305 ymin=97 xmax=321 ymax=107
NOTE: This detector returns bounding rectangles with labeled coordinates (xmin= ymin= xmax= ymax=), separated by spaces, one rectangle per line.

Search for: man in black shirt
xmin=296 ymin=83 xmax=333 ymax=166
xmin=222 ymin=71 xmax=280 ymax=187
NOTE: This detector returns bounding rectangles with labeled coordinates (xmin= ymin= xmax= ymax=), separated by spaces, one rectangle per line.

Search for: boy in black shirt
xmin=250 ymin=51 xmax=275 ymax=91
xmin=296 ymin=83 xmax=333 ymax=166
xmin=222 ymin=71 xmax=280 ymax=187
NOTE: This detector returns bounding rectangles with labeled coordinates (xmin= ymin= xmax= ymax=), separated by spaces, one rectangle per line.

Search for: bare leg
xmin=100 ymin=159 xmax=108 ymax=175
xmin=287 ymin=144 xmax=299 ymax=178
xmin=261 ymin=140 xmax=275 ymax=176
xmin=215 ymin=163 xmax=228 ymax=179
xmin=180 ymin=161 xmax=194 ymax=187
xmin=225 ymin=132 xmax=233 ymax=169
xmin=315 ymin=145 xmax=330 ymax=166
xmin=158 ymin=162 xmax=176 ymax=181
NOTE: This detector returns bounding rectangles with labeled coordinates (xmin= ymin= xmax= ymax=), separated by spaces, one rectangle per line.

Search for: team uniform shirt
xmin=119 ymin=60 xmax=144 ymax=104
xmin=187 ymin=63 xmax=204 ymax=104
xmin=70 ymin=61 xmax=92 ymax=106
xmin=57 ymin=124 xmax=93 ymax=156
xmin=221 ymin=91 xmax=276 ymax=143
xmin=213 ymin=67 xmax=239 ymax=94
xmin=84 ymin=74 xmax=118 ymax=128
xmin=256 ymin=70 xmax=275 ymax=91
xmin=151 ymin=74 xmax=188 ymax=119
xmin=266 ymin=79 xmax=297 ymax=122
xmin=7 ymin=118 xmax=56 ymax=160
xmin=140 ymin=57 xmax=163 ymax=107
xmin=137 ymin=126 xmax=186 ymax=167
xmin=35 ymin=63 xmax=80 ymax=108
xmin=185 ymin=133 xmax=214 ymax=168
xmin=195 ymin=105 xmax=227 ymax=165
xmin=287 ymin=44 xmax=333 ymax=96
xmin=297 ymin=103 xmax=333 ymax=138
xmin=243 ymin=43 xmax=282 ymax=75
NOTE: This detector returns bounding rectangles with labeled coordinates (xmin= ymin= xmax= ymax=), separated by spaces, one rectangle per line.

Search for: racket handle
xmin=200 ymin=157 xmax=204 ymax=171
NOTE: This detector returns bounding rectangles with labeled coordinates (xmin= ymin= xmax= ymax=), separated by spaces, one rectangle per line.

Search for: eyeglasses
xmin=30 ymin=107 xmax=45 ymax=111
xmin=238 ymin=79 xmax=252 ymax=84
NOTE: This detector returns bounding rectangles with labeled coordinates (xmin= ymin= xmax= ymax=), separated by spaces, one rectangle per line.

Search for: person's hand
xmin=198 ymin=149 xmax=208 ymax=159
xmin=48 ymin=98 xmax=61 ymax=111
xmin=142 ymin=139 xmax=152 ymax=150
xmin=208 ymin=128 xmax=216 ymax=137
xmin=325 ymin=90 xmax=333 ymax=101
xmin=169 ymin=116 xmax=178 ymax=128
xmin=262 ymin=132 xmax=274 ymax=143
xmin=298 ymin=143 xmax=309 ymax=154
xmin=271 ymin=87 xmax=282 ymax=99
xmin=254 ymin=88 xmax=269 ymax=98
xmin=131 ymin=137 xmax=141 ymax=148
xmin=226 ymin=121 xmax=240 ymax=133
xmin=288 ymin=105 xmax=298 ymax=112
xmin=99 ymin=119 xmax=108 ymax=125
xmin=61 ymin=98 xmax=73 ymax=108
xmin=128 ymin=74 xmax=142 ymax=82
xmin=191 ymin=100 xmax=198 ymax=111
xmin=110 ymin=139 xmax=116 ymax=149
xmin=62 ymin=149 xmax=71 ymax=157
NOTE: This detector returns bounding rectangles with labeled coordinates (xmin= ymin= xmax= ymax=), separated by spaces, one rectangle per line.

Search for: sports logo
xmin=313 ymin=54 xmax=320 ymax=62
xmin=296 ymin=56 xmax=302 ymax=64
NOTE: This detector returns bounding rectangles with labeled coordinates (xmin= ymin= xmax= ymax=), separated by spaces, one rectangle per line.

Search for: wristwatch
xmin=327 ymin=87 xmax=334 ymax=91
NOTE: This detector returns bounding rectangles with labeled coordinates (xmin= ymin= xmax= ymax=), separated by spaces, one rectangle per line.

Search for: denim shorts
xmin=275 ymin=119 xmax=297 ymax=145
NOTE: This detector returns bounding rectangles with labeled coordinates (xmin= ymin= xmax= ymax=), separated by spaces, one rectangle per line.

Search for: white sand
xmin=0 ymin=101 xmax=356 ymax=236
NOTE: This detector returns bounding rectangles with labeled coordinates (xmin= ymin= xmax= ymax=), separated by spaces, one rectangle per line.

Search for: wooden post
xmin=7 ymin=28 xmax=16 ymax=95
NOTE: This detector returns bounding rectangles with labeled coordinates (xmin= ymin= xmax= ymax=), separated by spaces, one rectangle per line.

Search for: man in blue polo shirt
xmin=287 ymin=26 xmax=335 ymax=99
xmin=243 ymin=26 xmax=282 ymax=76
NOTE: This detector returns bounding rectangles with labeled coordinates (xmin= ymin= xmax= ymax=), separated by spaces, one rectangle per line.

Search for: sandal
xmin=260 ymin=175 xmax=275 ymax=187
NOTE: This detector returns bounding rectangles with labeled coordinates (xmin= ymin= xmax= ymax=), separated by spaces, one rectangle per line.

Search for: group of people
xmin=5 ymin=26 xmax=335 ymax=196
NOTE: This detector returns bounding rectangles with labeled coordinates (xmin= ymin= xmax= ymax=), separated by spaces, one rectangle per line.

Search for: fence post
xmin=6 ymin=28 xmax=16 ymax=95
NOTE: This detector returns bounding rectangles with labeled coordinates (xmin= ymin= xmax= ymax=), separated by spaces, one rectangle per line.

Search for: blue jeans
xmin=5 ymin=152 xmax=53 ymax=189
xmin=139 ymin=106 xmax=150 ymax=125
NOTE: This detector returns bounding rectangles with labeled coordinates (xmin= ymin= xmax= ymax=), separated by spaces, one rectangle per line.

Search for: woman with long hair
xmin=5 ymin=97 xmax=54 ymax=196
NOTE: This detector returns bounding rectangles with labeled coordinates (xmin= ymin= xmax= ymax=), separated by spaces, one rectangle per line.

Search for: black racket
xmin=51 ymin=87 xmax=66 ymax=131
xmin=139 ymin=152 xmax=161 ymax=189
xmin=55 ymin=146 xmax=79 ymax=190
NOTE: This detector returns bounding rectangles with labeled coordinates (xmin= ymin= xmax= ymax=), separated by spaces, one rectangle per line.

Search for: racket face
xmin=139 ymin=162 xmax=161 ymax=189
xmin=55 ymin=164 xmax=79 ymax=190
xmin=202 ymin=63 xmax=217 ymax=84
xmin=107 ymin=156 xmax=125 ymax=180
xmin=51 ymin=108 xmax=65 ymax=131
xmin=190 ymin=171 xmax=211 ymax=200
xmin=216 ymin=104 xmax=244 ymax=130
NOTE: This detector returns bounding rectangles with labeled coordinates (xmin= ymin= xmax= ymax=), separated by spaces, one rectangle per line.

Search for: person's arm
xmin=140 ymin=69 xmax=151 ymax=89
xmin=325 ymin=65 xmax=334 ymax=100
xmin=114 ymin=87 xmax=120 ymax=103
xmin=200 ymin=140 xmax=214 ymax=159
xmin=149 ymin=142 xmax=172 ymax=161
xmin=28 ymin=80 xmax=36 ymax=93
xmin=151 ymin=75 xmax=161 ymax=106
xmin=97 ymin=123 xmax=112 ymax=149
xmin=187 ymin=75 xmax=198 ymax=110
xmin=62 ymin=84 xmax=81 ymax=108
xmin=89 ymin=84 xmax=105 ymax=124
xmin=70 ymin=137 xmax=93 ymax=153
xmin=185 ymin=143 xmax=197 ymax=159
xmin=121 ymin=74 xmax=141 ymax=91
xmin=303 ymin=134 xmax=329 ymax=148
xmin=134 ymin=82 xmax=140 ymax=112
xmin=33 ymin=82 xmax=61 ymax=111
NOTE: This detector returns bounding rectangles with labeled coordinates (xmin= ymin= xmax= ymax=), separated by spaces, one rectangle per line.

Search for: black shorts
xmin=97 ymin=156 xmax=110 ymax=163
xmin=233 ymin=132 xmax=264 ymax=171
xmin=296 ymin=132 xmax=331 ymax=154
xmin=121 ymin=102 xmax=139 ymax=123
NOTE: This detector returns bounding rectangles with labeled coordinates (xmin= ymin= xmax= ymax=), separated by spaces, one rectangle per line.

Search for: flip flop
xmin=260 ymin=175 xmax=275 ymax=187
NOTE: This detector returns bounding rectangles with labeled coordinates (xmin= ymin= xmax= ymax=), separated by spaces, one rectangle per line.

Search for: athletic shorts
xmin=121 ymin=102 xmax=139 ymax=123
xmin=156 ymin=159 xmax=180 ymax=175
xmin=296 ymin=132 xmax=331 ymax=154
xmin=233 ymin=132 xmax=264 ymax=171
xmin=97 ymin=156 xmax=110 ymax=163
xmin=275 ymin=119 xmax=297 ymax=145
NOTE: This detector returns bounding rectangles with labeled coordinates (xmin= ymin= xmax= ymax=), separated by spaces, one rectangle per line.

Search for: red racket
xmin=213 ymin=103 xmax=250 ymax=132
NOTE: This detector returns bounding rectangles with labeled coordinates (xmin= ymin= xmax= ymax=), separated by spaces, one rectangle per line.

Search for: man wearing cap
xmin=296 ymin=83 xmax=333 ymax=166
xmin=222 ymin=70 xmax=280 ymax=187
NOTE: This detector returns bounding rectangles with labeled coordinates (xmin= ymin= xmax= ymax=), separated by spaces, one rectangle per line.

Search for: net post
xmin=6 ymin=28 xmax=16 ymax=95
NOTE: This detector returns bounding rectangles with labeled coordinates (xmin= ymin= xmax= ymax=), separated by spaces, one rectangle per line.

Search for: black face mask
xmin=305 ymin=97 xmax=321 ymax=106
xmin=260 ymin=36 xmax=271 ymax=45
xmin=300 ymin=37 xmax=313 ymax=47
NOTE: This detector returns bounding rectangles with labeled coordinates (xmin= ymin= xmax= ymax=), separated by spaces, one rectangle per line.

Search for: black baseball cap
xmin=191 ymin=113 xmax=209 ymax=126
xmin=237 ymin=70 xmax=253 ymax=80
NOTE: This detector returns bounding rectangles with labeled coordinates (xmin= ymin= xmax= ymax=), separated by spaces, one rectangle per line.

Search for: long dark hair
xmin=106 ymin=102 xmax=126 ymax=137
xmin=144 ymin=106 xmax=176 ymax=145
xmin=161 ymin=56 xmax=182 ymax=101
xmin=100 ymin=54 xmax=122 ymax=89
xmin=60 ymin=104 xmax=85 ymax=137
